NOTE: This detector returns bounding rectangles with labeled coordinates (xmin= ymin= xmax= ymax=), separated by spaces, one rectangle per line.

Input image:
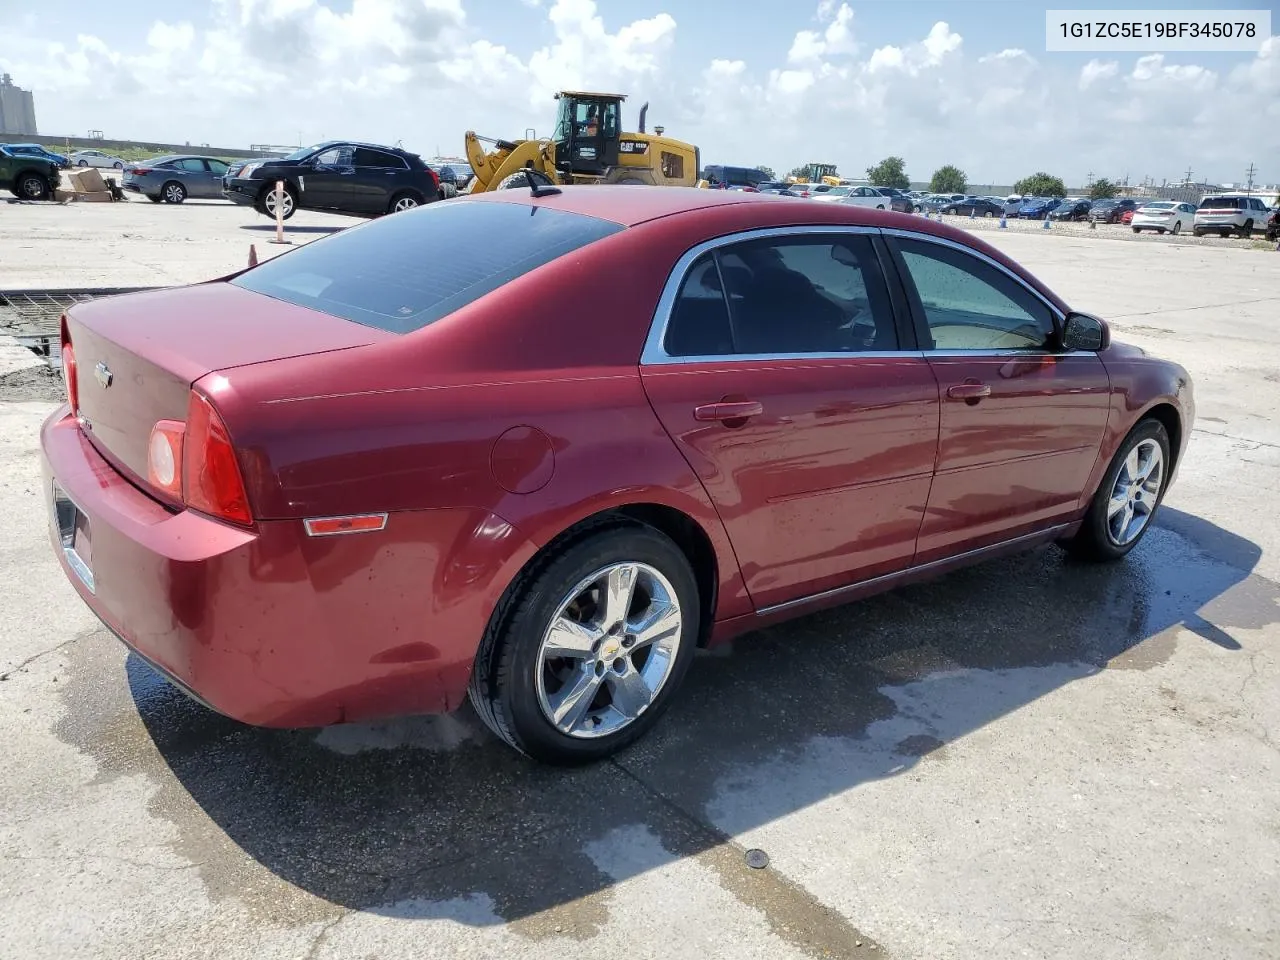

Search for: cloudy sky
xmin=1 ymin=0 xmax=1277 ymax=186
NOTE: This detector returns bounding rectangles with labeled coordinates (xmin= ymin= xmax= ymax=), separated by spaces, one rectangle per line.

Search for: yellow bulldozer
xmin=464 ymin=91 xmax=700 ymax=192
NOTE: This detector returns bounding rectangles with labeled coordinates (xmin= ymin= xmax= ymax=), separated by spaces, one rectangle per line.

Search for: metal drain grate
xmin=0 ymin=288 xmax=156 ymax=337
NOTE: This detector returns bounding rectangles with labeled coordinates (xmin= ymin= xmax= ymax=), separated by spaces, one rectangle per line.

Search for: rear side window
xmin=230 ymin=201 xmax=623 ymax=333
xmin=663 ymin=234 xmax=898 ymax=357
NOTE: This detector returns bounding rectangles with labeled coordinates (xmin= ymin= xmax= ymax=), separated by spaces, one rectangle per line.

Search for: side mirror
xmin=1061 ymin=311 xmax=1110 ymax=351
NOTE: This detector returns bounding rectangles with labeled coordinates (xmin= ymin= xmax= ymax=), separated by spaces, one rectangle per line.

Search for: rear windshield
xmin=1199 ymin=197 xmax=1241 ymax=209
xmin=230 ymin=201 xmax=623 ymax=333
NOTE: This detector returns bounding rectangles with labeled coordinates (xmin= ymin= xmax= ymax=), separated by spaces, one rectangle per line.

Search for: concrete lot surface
xmin=0 ymin=203 xmax=1278 ymax=959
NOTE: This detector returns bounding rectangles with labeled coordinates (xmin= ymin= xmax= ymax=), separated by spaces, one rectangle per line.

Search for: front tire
xmin=261 ymin=183 xmax=296 ymax=220
xmin=161 ymin=181 xmax=186 ymax=204
xmin=14 ymin=172 xmax=50 ymax=200
xmin=77 ymin=160 xmax=88 ymax=167
xmin=1171 ymin=220 xmax=1181 ymax=235
xmin=1061 ymin=419 xmax=1171 ymax=562
xmin=1239 ymin=219 xmax=1253 ymax=238
xmin=468 ymin=525 xmax=700 ymax=764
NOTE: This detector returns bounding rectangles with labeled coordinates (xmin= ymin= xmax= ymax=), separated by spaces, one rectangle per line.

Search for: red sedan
xmin=42 ymin=186 xmax=1195 ymax=763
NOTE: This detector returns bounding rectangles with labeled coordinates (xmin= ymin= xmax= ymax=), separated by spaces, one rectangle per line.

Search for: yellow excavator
xmin=464 ymin=91 xmax=700 ymax=192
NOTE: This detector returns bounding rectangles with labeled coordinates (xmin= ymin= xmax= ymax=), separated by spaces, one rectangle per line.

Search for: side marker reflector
xmin=303 ymin=514 xmax=388 ymax=537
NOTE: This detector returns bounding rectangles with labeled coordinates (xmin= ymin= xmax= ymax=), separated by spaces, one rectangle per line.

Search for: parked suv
xmin=0 ymin=144 xmax=57 ymax=200
xmin=222 ymin=141 xmax=440 ymax=220
xmin=699 ymin=165 xmax=772 ymax=189
xmin=1193 ymin=194 xmax=1272 ymax=238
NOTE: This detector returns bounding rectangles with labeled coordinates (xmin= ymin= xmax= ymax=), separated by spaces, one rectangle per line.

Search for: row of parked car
xmin=1 ymin=137 xmax=474 ymax=220
xmin=927 ymin=192 xmax=1279 ymax=238
xmin=0 ymin=142 xmax=129 ymax=169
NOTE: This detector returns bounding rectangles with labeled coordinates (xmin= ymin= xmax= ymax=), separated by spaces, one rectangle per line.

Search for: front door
xmin=886 ymin=235 xmax=1111 ymax=563
xmin=640 ymin=230 xmax=939 ymax=610
xmin=302 ymin=144 xmax=355 ymax=211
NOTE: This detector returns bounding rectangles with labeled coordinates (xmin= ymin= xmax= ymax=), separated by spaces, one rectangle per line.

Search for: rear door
xmin=885 ymin=233 xmax=1110 ymax=562
xmin=203 ymin=159 xmax=229 ymax=198
xmin=639 ymin=227 xmax=940 ymax=610
xmin=351 ymin=147 xmax=408 ymax=214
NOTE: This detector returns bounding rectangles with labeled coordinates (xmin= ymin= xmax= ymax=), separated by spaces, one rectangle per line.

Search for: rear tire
xmin=497 ymin=168 xmax=556 ymax=190
xmin=14 ymin=172 xmax=50 ymax=200
xmin=387 ymin=190 xmax=423 ymax=214
xmin=76 ymin=160 xmax=88 ymax=167
xmin=1133 ymin=227 xmax=1141 ymax=233
xmin=468 ymin=524 xmax=700 ymax=764
xmin=113 ymin=161 xmax=123 ymax=170
xmin=161 ymin=181 xmax=186 ymax=204
xmin=1061 ymin=419 xmax=1171 ymax=562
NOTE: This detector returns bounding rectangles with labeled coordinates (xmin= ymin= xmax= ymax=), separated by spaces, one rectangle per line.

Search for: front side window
xmin=207 ymin=159 xmax=229 ymax=175
xmin=895 ymin=237 xmax=1056 ymax=351
xmin=662 ymin=234 xmax=898 ymax=358
xmin=314 ymin=146 xmax=353 ymax=167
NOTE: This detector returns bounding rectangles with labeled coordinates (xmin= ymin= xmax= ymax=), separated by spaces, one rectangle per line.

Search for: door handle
xmin=694 ymin=400 xmax=763 ymax=422
xmin=946 ymin=383 xmax=991 ymax=401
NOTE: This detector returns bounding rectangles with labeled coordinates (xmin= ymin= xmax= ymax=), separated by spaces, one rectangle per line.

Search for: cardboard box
xmin=66 ymin=167 xmax=108 ymax=193
xmin=75 ymin=191 xmax=113 ymax=203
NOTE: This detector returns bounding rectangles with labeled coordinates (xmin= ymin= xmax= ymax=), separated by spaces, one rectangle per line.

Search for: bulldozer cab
xmin=553 ymin=91 xmax=623 ymax=177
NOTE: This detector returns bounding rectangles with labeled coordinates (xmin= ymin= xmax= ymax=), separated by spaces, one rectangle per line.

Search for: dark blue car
xmin=1018 ymin=197 xmax=1062 ymax=219
xmin=1 ymin=142 xmax=70 ymax=169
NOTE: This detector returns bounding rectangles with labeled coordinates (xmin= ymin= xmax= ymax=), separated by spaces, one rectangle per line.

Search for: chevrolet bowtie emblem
xmin=94 ymin=361 xmax=112 ymax=388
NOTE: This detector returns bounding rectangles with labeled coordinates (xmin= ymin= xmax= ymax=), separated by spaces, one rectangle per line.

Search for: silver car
xmin=69 ymin=149 xmax=125 ymax=169
xmin=121 ymin=155 xmax=232 ymax=204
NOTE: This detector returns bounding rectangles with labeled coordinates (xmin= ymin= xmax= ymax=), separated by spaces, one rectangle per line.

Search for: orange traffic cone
xmin=248 ymin=244 xmax=258 ymax=267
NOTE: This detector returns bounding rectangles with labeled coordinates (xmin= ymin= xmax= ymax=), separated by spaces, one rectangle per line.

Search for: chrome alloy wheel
xmin=264 ymin=188 xmax=293 ymax=217
xmin=164 ymin=183 xmax=184 ymax=203
xmin=1107 ymin=438 xmax=1164 ymax=545
xmin=535 ymin=562 xmax=683 ymax=739
xmin=392 ymin=195 xmax=419 ymax=212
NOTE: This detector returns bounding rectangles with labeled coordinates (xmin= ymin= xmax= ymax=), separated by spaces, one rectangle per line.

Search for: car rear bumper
xmin=40 ymin=406 xmax=535 ymax=728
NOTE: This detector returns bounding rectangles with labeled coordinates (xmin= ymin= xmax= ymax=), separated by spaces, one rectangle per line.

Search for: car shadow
xmin=239 ymin=223 xmax=347 ymax=235
xmin=64 ymin=506 xmax=1271 ymax=932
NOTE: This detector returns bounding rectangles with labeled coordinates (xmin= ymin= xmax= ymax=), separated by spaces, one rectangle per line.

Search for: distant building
xmin=0 ymin=74 xmax=38 ymax=136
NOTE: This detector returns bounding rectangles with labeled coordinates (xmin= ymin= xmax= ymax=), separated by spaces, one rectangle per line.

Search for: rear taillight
xmin=147 ymin=420 xmax=185 ymax=498
xmin=182 ymin=389 xmax=252 ymax=525
xmin=60 ymin=317 xmax=78 ymax=413
xmin=130 ymin=167 xmax=151 ymax=175
xmin=426 ymin=167 xmax=439 ymax=189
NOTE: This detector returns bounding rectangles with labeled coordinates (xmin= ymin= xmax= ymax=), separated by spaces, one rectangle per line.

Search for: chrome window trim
xmin=641 ymin=224 xmax=910 ymax=366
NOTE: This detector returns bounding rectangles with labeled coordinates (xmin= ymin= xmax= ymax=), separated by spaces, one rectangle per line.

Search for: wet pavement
xmin=1 ymin=232 xmax=1279 ymax=959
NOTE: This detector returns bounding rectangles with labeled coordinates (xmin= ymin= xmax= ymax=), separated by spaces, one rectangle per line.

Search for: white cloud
xmin=0 ymin=4 xmax=1277 ymax=186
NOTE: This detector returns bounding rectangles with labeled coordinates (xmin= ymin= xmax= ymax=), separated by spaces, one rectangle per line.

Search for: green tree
xmin=1013 ymin=172 xmax=1066 ymax=197
xmin=867 ymin=156 xmax=910 ymax=189
xmin=756 ymin=165 xmax=777 ymax=180
xmin=787 ymin=165 xmax=809 ymax=180
xmin=930 ymin=164 xmax=968 ymax=194
xmin=1089 ymin=177 xmax=1117 ymax=199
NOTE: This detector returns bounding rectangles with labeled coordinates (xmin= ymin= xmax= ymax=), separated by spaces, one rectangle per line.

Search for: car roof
xmin=463 ymin=185 xmax=800 ymax=226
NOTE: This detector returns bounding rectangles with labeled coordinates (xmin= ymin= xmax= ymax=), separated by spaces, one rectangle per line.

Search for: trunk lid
xmin=67 ymin=282 xmax=392 ymax=495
